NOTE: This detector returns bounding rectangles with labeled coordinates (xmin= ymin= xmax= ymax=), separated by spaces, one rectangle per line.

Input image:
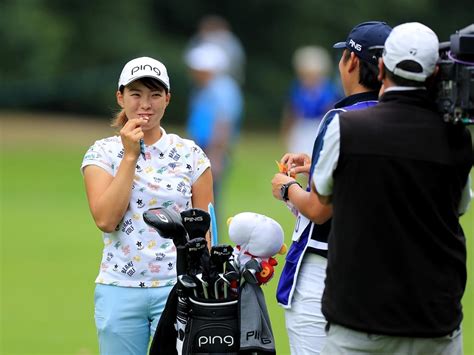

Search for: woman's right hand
xmin=119 ymin=117 xmax=147 ymax=158
xmin=280 ymin=153 xmax=311 ymax=175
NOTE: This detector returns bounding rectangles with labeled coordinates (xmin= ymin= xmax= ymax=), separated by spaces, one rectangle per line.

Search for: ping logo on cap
xmin=131 ymin=64 xmax=161 ymax=76
xmin=118 ymin=56 xmax=170 ymax=90
xmin=348 ymin=39 xmax=362 ymax=52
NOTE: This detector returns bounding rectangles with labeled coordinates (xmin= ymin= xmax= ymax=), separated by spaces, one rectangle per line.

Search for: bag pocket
xmin=182 ymin=297 xmax=239 ymax=354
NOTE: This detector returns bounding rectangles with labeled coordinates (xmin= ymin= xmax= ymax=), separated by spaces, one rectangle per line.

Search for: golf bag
xmin=144 ymin=207 xmax=275 ymax=355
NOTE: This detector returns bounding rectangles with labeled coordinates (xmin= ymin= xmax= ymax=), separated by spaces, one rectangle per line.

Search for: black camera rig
xmin=435 ymin=24 xmax=474 ymax=125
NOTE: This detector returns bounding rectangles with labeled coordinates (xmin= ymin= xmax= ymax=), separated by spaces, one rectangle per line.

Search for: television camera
xmin=435 ymin=24 xmax=474 ymax=125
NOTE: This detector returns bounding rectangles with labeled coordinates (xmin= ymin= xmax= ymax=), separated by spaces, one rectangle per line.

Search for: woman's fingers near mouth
xmin=135 ymin=116 xmax=150 ymax=127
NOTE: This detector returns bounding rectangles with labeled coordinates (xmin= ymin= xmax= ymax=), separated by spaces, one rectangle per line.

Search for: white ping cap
xmin=118 ymin=57 xmax=170 ymax=91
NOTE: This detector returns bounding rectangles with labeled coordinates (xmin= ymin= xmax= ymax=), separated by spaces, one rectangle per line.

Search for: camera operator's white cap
xmin=383 ymin=22 xmax=439 ymax=82
xmin=185 ymin=43 xmax=229 ymax=73
xmin=118 ymin=56 xmax=170 ymax=92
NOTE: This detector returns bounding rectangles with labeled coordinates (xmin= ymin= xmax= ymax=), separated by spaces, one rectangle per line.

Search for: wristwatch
xmin=280 ymin=181 xmax=302 ymax=202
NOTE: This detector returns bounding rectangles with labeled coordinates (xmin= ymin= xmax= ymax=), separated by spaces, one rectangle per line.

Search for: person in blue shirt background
xmin=281 ymin=45 xmax=341 ymax=156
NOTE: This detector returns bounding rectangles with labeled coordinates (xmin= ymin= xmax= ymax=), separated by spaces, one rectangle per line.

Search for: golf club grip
xmin=208 ymin=203 xmax=218 ymax=246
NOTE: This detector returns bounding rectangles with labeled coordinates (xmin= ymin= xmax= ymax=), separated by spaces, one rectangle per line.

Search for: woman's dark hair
xmin=112 ymin=77 xmax=168 ymax=128
xmin=343 ymin=49 xmax=382 ymax=91
xmin=118 ymin=77 xmax=168 ymax=94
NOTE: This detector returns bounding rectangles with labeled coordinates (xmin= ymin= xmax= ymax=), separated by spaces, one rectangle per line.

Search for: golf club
xmin=209 ymin=244 xmax=233 ymax=299
xmin=195 ymin=273 xmax=209 ymax=299
xmin=143 ymin=207 xmax=188 ymax=247
xmin=178 ymin=274 xmax=198 ymax=298
xmin=186 ymin=237 xmax=210 ymax=299
xmin=241 ymin=258 xmax=262 ymax=286
xmin=221 ymin=270 xmax=239 ymax=299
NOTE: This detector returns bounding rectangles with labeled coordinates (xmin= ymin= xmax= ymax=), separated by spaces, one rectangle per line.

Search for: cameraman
xmin=312 ymin=22 xmax=473 ymax=354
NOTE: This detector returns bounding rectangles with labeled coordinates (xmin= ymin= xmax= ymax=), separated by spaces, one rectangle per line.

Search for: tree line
xmin=1 ymin=0 xmax=471 ymax=128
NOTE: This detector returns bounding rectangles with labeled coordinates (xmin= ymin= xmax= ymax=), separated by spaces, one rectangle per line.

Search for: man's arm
xmin=271 ymin=172 xmax=332 ymax=224
xmin=312 ymin=183 xmax=332 ymax=205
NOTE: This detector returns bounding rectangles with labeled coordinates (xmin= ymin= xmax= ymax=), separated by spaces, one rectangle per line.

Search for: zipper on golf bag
xmin=182 ymin=297 xmax=239 ymax=354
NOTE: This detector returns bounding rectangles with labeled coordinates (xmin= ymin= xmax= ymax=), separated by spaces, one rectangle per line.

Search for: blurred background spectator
xmin=184 ymin=42 xmax=244 ymax=211
xmin=185 ymin=14 xmax=246 ymax=86
xmin=281 ymin=46 xmax=341 ymax=155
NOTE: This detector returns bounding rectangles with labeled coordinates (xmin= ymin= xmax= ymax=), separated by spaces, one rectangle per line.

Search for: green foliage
xmin=1 ymin=0 xmax=70 ymax=80
xmin=1 ymin=0 xmax=473 ymax=125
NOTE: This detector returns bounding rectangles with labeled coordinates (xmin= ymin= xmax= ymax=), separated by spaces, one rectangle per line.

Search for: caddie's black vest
xmin=322 ymin=90 xmax=473 ymax=337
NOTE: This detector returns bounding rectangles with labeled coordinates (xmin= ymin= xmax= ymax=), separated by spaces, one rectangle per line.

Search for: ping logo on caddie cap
xmin=348 ymin=39 xmax=362 ymax=52
xmin=131 ymin=64 xmax=161 ymax=76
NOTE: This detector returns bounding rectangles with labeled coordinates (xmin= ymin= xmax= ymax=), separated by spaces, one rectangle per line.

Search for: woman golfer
xmin=81 ymin=56 xmax=213 ymax=354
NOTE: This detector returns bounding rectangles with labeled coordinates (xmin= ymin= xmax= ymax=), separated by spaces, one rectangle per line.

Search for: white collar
xmin=150 ymin=127 xmax=169 ymax=153
xmin=385 ymin=86 xmax=426 ymax=92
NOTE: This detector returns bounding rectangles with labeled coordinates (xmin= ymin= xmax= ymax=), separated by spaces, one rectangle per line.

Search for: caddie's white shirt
xmin=312 ymin=112 xmax=472 ymax=214
xmin=81 ymin=128 xmax=210 ymax=287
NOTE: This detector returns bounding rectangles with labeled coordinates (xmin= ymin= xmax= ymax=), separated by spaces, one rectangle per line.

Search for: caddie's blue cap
xmin=333 ymin=21 xmax=392 ymax=65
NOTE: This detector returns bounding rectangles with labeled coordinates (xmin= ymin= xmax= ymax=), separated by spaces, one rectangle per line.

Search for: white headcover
xmin=228 ymin=212 xmax=284 ymax=258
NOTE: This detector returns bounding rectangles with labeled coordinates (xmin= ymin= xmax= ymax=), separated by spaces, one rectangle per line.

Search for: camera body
xmin=435 ymin=24 xmax=474 ymax=125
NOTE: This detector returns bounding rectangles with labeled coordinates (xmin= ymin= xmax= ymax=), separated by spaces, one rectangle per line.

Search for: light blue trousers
xmin=94 ymin=284 xmax=173 ymax=355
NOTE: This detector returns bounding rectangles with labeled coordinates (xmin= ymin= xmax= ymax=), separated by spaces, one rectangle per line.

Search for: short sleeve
xmin=190 ymin=144 xmax=211 ymax=184
xmin=311 ymin=114 xmax=341 ymax=196
xmin=81 ymin=140 xmax=114 ymax=176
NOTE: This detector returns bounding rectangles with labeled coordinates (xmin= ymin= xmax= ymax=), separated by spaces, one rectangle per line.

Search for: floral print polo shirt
xmin=81 ymin=128 xmax=210 ymax=288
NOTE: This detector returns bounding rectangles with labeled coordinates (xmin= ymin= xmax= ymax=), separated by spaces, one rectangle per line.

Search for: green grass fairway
xmin=1 ymin=115 xmax=473 ymax=354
